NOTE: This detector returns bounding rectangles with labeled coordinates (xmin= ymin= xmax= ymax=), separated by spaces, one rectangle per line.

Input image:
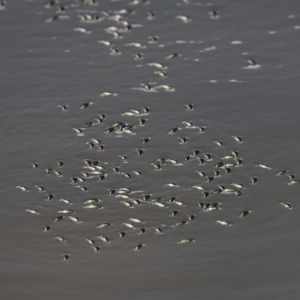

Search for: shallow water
xmin=1 ymin=0 xmax=300 ymax=299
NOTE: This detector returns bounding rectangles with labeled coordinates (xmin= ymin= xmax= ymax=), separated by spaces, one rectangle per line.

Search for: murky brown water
xmin=1 ymin=0 xmax=300 ymax=299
